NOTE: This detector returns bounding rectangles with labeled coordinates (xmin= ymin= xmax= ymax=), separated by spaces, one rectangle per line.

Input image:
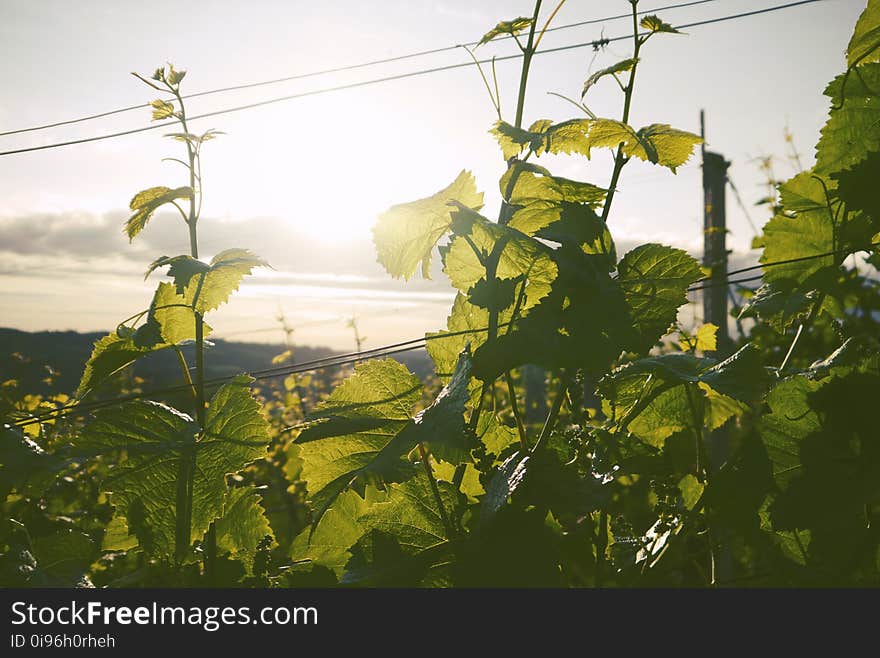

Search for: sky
xmin=0 ymin=0 xmax=867 ymax=351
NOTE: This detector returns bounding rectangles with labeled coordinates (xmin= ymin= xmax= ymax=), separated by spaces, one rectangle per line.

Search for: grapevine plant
xmin=1 ymin=0 xmax=879 ymax=587
xmin=287 ymin=0 xmax=880 ymax=587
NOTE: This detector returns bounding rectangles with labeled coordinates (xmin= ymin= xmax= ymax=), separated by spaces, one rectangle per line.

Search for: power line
xmin=0 ymin=1 xmax=721 ymax=139
xmin=7 ymin=240 xmax=873 ymax=431
xmin=0 ymin=0 xmax=828 ymax=158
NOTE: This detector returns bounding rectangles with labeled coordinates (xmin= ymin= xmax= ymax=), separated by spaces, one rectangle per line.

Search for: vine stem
xmin=505 ymin=371 xmax=528 ymax=451
xmin=531 ymin=375 xmax=567 ymax=453
xmin=600 ymin=0 xmax=643 ymax=225
xmin=468 ymin=0 xmax=545 ymax=435
xmin=171 ymin=80 xmax=212 ymax=570
xmin=418 ymin=444 xmax=454 ymax=538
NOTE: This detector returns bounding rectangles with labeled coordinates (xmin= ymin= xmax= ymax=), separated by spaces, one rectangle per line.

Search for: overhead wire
xmin=0 ymin=0 xmax=828 ymax=157
xmin=0 ymin=1 xmax=723 ymax=138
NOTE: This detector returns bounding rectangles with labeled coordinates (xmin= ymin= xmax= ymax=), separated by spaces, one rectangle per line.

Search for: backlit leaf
xmin=373 ymin=170 xmax=483 ymax=280
xmin=478 ymin=17 xmax=533 ymax=46
xmin=125 ymin=186 xmax=193 ymax=241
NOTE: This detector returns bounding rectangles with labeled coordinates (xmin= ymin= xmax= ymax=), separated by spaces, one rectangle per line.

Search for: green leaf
xmin=847 ymin=0 xmax=880 ymax=66
xmin=149 ymin=281 xmax=210 ymax=345
xmin=640 ymin=15 xmax=681 ymax=34
xmin=444 ymin=205 xmax=558 ymax=314
xmin=834 ymin=149 xmax=880 ymax=231
xmin=80 ymin=377 xmax=270 ymax=559
xmin=147 ymin=249 xmax=268 ymax=313
xmin=601 ymin=345 xmax=765 ymax=445
xmin=289 ymin=489 xmax=371 ymax=578
xmin=476 ymin=412 xmax=519 ymax=460
xmin=150 ymin=99 xmax=175 ymax=120
xmin=167 ymin=66 xmax=187 ymax=86
xmin=373 ymin=170 xmax=483 ymax=280
xmin=616 ymin=243 xmax=704 ymax=351
xmin=481 ymin=452 xmax=529 ymax=522
xmin=409 ymin=349 xmax=475 ymax=464
xmin=214 ymin=486 xmax=275 ymax=574
xmin=505 ymin=166 xmax=607 ymax=236
xmin=478 ymin=16 xmax=533 ymax=46
xmin=426 ymin=293 xmax=492 ymax=379
xmin=76 ymin=331 xmax=159 ymax=398
xmin=681 ymin=323 xmax=718 ymax=352
xmin=0 ymin=425 xmax=64 ymax=499
xmin=297 ymin=351 xmax=475 ymax=527
xmin=146 ymin=255 xmax=211 ymax=292
xmin=125 ymin=186 xmax=193 ymax=241
xmin=582 ymin=58 xmax=638 ymax=97
xmin=759 ymin=376 xmax=822 ymax=490
xmin=76 ymin=284 xmax=211 ymax=397
xmin=296 ymin=359 xmax=423 ymax=526
xmin=357 ymin=477 xmax=456 ymax=554
xmin=581 ymin=120 xmax=701 ymax=172
xmin=817 ymin=64 xmax=880 ymax=175
xmin=29 ymin=529 xmax=96 ymax=585
xmin=678 ymin=474 xmax=704 ymax=510
xmin=102 ymin=514 xmax=138 ymax=552
xmin=490 ymin=121 xmax=545 ymax=160
xmin=739 ymin=283 xmax=819 ymax=332
xmin=760 ymin=177 xmax=835 ymax=286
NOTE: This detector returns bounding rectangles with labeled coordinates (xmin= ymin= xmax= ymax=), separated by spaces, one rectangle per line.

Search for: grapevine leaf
xmin=373 ymin=170 xmax=483 ymax=280
xmin=150 ymin=99 xmax=175 ymax=120
xmin=601 ymin=345 xmax=765 ymax=445
xmin=125 ymin=186 xmax=192 ymax=241
xmin=289 ymin=489 xmax=371 ymax=578
xmin=214 ymin=486 xmax=275 ymax=575
xmin=0 ymin=425 xmax=64 ymax=499
xmin=76 ymin=284 xmax=211 ymax=397
xmin=535 ymin=203 xmax=616 ymax=269
xmin=490 ymin=119 xmax=595 ymax=159
xmin=582 ymin=58 xmax=638 ymax=97
xmin=817 ymin=64 xmax=880 ymax=174
xmin=505 ymin=167 xmax=607 ymax=235
xmin=102 ymin=514 xmax=138 ymax=552
xmin=76 ymin=331 xmax=161 ymax=398
xmin=760 ymin=181 xmax=835 ymax=286
xmin=834 ymin=149 xmax=880 ymax=230
xmin=759 ymin=376 xmax=822 ymax=491
xmin=847 ymin=0 xmax=880 ymax=66
xmin=679 ymin=475 xmax=704 ymax=510
xmin=427 ymin=293 xmax=490 ymax=379
xmin=445 ymin=205 xmax=557 ymax=314
xmin=79 ymin=377 xmax=269 ymax=559
xmin=296 ymin=359 xmax=423 ymax=527
xmin=616 ymin=243 xmax=704 ymax=351
xmin=478 ymin=17 xmax=533 ymax=46
xmin=681 ymin=323 xmax=718 ymax=352
xmin=490 ymin=121 xmax=546 ymax=160
xmin=29 ymin=529 xmax=96 ymax=585
xmin=356 ymin=477 xmax=457 ymax=554
xmin=476 ymin=412 xmax=519 ymax=460
xmin=409 ymin=349 xmax=475 ymax=464
xmin=640 ymin=15 xmax=681 ymax=34
xmin=147 ymin=249 xmax=268 ymax=313
xmin=481 ymin=452 xmax=529 ymax=522
xmin=189 ymin=249 xmax=268 ymax=313
xmin=581 ymin=120 xmax=701 ymax=172
xmin=149 ymin=282 xmax=211 ymax=345
xmin=739 ymin=283 xmax=818 ymax=333
xmin=145 ymin=255 xmax=210 ymax=293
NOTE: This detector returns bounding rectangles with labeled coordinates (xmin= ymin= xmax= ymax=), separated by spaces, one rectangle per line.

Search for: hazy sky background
xmin=0 ymin=0 xmax=865 ymax=350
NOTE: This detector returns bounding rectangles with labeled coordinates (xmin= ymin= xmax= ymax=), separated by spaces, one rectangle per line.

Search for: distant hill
xmin=0 ymin=328 xmax=434 ymax=398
